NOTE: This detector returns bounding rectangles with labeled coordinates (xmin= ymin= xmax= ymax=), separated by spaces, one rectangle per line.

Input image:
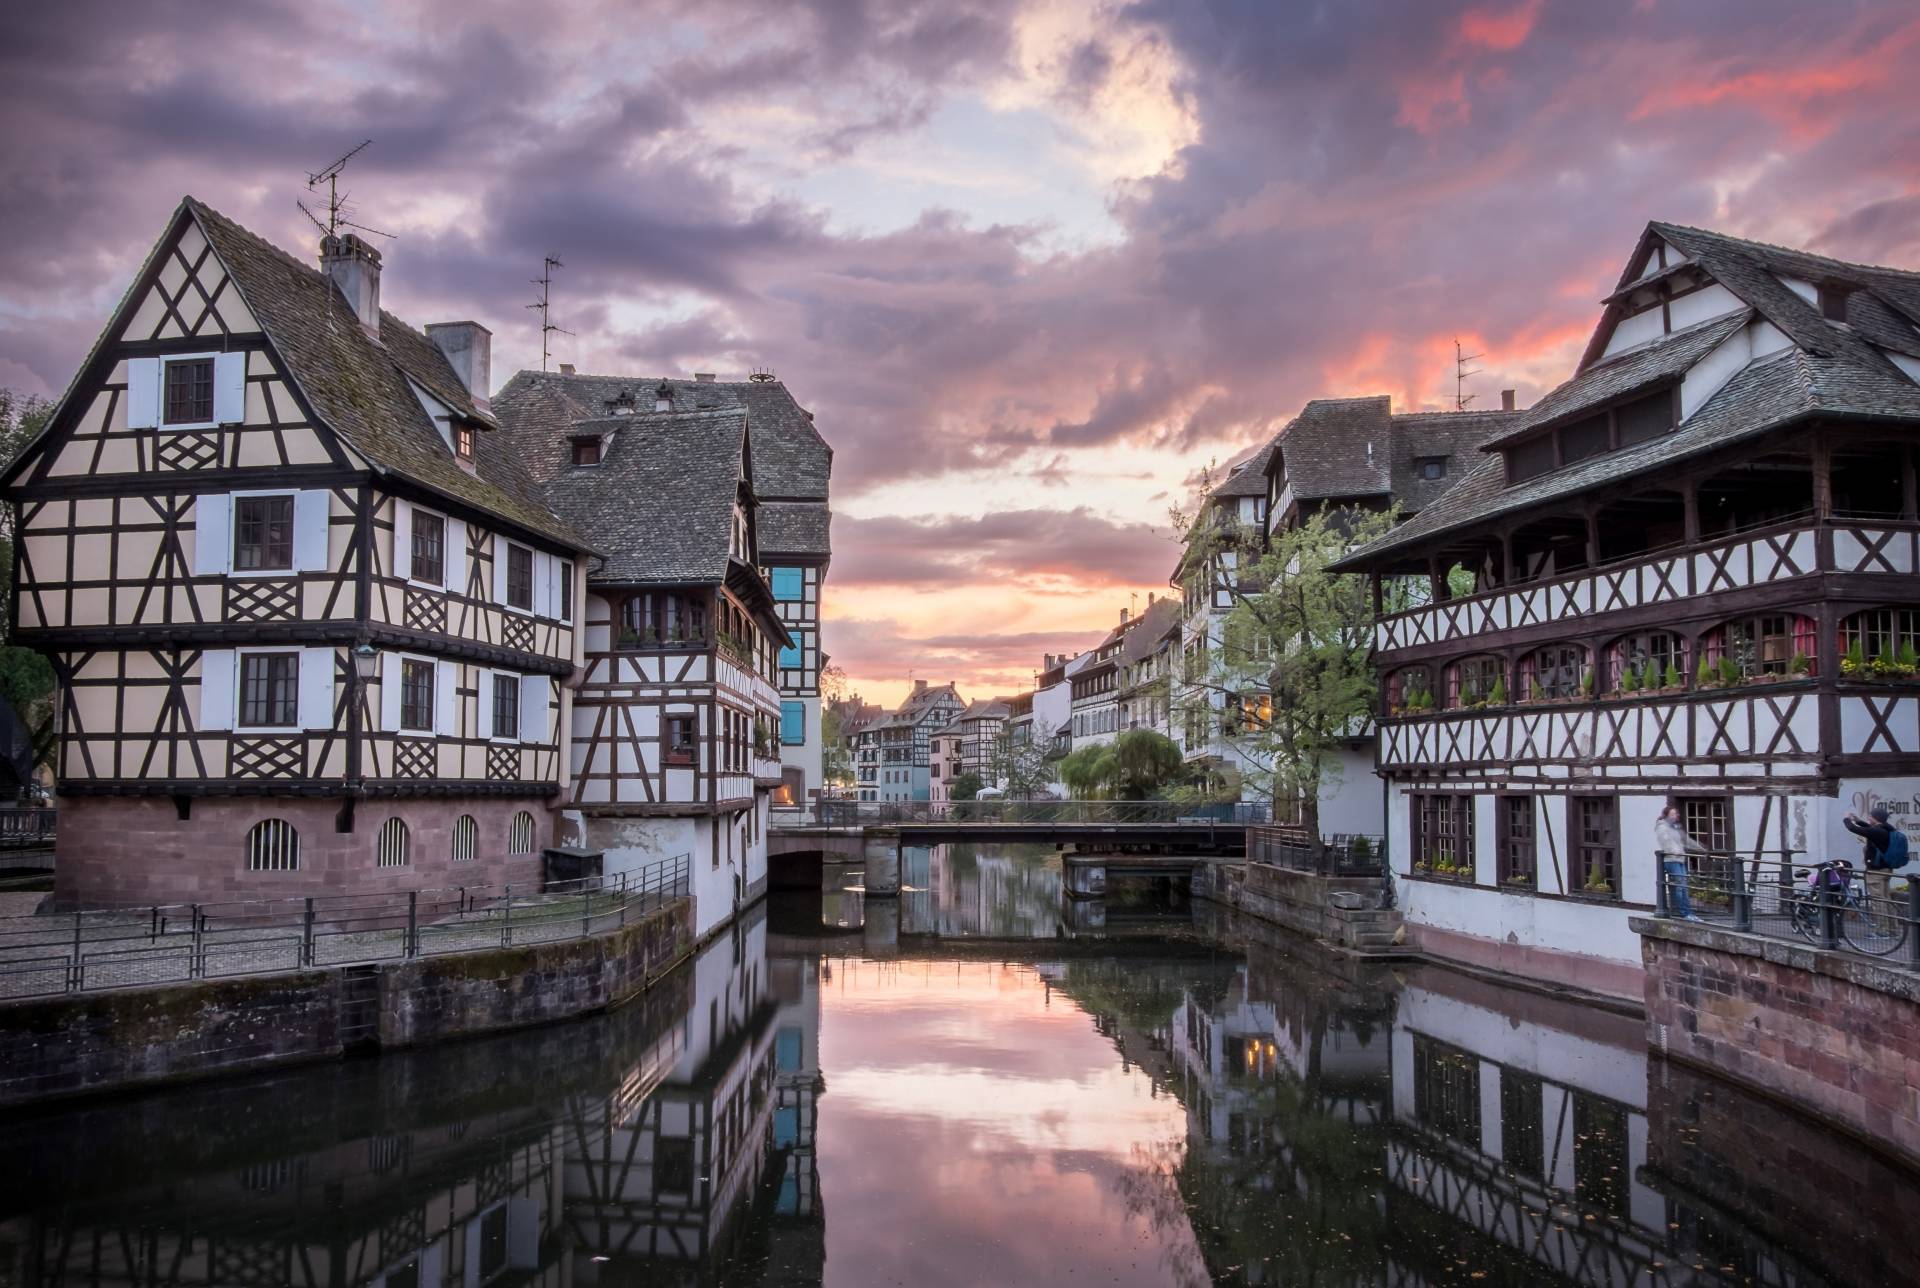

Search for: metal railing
xmin=0 ymin=855 xmax=691 ymax=1001
xmin=814 ymin=799 xmax=1272 ymax=828
xmin=1248 ymin=826 xmax=1387 ymax=877
xmin=0 ymin=807 xmax=55 ymax=848
xmin=1654 ymin=850 xmax=1920 ymax=969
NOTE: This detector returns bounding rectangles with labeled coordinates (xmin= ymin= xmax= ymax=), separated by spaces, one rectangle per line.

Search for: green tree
xmin=1110 ymin=728 xmax=1183 ymax=798
xmin=0 ymin=389 xmax=56 ymax=774
xmin=1173 ymin=500 xmax=1401 ymax=836
xmin=949 ymin=771 xmax=984 ymax=801
xmin=1056 ymin=744 xmax=1118 ymax=798
xmin=994 ymin=733 xmax=1057 ymax=800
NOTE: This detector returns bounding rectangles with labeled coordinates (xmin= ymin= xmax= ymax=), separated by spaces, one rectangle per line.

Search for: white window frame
xmin=232 ymin=647 xmax=302 ymax=734
xmin=488 ymin=670 xmax=521 ymax=744
xmin=497 ymin=539 xmax=536 ymax=616
xmin=395 ymin=653 xmax=438 ymax=735
xmin=404 ymin=502 xmax=453 ymax=591
xmin=160 ymin=351 xmax=221 ymax=431
xmin=227 ymin=488 xmax=299 ymax=579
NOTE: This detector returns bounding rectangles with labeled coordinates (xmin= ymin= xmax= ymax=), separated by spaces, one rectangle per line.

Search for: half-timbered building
xmin=492 ymin=374 xmax=794 ymax=940
xmin=1337 ymin=221 xmax=1920 ymax=998
xmin=493 ymin=370 xmax=832 ymax=814
xmin=1070 ymin=612 xmax=1134 ymax=750
xmin=3 ymin=198 xmax=592 ymax=905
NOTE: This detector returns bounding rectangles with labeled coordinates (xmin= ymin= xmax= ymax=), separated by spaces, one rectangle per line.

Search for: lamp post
xmin=342 ymin=642 xmax=380 ymax=832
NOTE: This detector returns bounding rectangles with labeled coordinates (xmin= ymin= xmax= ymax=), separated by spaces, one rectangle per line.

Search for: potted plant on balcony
xmin=1664 ymin=661 xmax=1683 ymax=691
xmin=1487 ymin=674 xmax=1508 ymax=706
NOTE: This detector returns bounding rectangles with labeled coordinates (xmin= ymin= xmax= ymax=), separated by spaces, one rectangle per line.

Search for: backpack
xmin=1883 ymin=827 xmax=1910 ymax=870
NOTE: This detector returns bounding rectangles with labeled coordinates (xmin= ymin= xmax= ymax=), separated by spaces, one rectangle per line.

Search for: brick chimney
xmin=694 ymin=372 xmax=717 ymax=383
xmin=913 ymin=679 xmax=928 ymax=694
xmin=1501 ymin=388 xmax=1517 ymax=412
xmin=425 ymin=321 xmax=492 ymax=410
xmin=320 ymin=234 xmax=382 ymax=338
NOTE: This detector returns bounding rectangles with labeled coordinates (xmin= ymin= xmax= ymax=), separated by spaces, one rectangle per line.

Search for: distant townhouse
xmin=1117 ymin=596 xmax=1181 ymax=737
xmin=1335 ymin=221 xmax=1920 ymax=998
xmin=1070 ymin=612 xmax=1135 ymax=750
xmin=929 ymin=697 xmax=1011 ymax=800
xmin=3 ymin=199 xmax=594 ymax=906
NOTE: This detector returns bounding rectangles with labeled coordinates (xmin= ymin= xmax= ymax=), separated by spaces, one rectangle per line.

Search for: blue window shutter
xmin=771 ymin=567 xmax=802 ymax=601
xmin=780 ymin=701 xmax=805 ymax=745
xmin=779 ymin=643 xmax=801 ymax=668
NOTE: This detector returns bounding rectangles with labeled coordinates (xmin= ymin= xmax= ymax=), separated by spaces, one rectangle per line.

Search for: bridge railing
xmin=815 ymin=799 xmax=1271 ymax=827
xmin=1248 ymin=826 xmax=1387 ymax=877
xmin=0 ymin=807 xmax=55 ymax=848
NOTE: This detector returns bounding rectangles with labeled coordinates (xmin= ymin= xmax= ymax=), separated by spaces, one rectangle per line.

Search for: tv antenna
xmin=527 ymin=255 xmax=573 ymax=372
xmin=297 ymin=139 xmax=394 ymax=241
xmin=1452 ymin=336 xmax=1483 ymax=411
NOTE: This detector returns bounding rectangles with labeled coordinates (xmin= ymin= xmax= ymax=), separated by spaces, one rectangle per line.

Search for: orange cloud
xmin=1460 ymin=0 xmax=1542 ymax=51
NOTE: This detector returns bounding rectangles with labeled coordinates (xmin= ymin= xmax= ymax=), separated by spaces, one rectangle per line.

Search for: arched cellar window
xmin=1840 ymin=607 xmax=1920 ymax=672
xmin=376 ymin=817 xmax=411 ymax=868
xmin=1445 ymin=655 xmax=1506 ymax=708
xmin=1387 ymin=664 xmax=1435 ymax=714
xmin=451 ymin=814 xmax=478 ymax=863
xmin=1518 ymin=643 xmax=1588 ymax=701
xmin=1700 ymin=614 xmax=1815 ymax=680
xmin=509 ymin=810 xmax=535 ymax=856
xmin=1603 ymin=630 xmax=1687 ymax=693
xmin=246 ymin=818 xmax=300 ymax=872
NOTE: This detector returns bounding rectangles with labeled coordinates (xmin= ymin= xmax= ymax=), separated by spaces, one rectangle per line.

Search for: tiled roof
xmin=1210 ymin=441 xmax=1278 ymax=499
xmin=1274 ymin=396 xmax=1392 ymax=498
xmin=532 ymin=407 xmax=750 ymax=584
xmin=757 ymin=501 xmax=832 ymax=558
xmin=1117 ymin=597 xmax=1181 ymax=668
xmin=1385 ymin=409 xmax=1517 ymax=511
xmin=184 ymin=200 xmax=589 ymax=551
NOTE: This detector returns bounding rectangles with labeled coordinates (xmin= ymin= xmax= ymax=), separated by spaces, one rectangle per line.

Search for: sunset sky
xmin=3 ymin=1 xmax=1918 ymax=707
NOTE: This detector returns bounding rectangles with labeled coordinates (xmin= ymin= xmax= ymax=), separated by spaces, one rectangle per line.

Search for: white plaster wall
xmin=1776 ymin=275 xmax=1819 ymax=306
xmin=1317 ymin=745 xmax=1382 ymax=837
xmin=1680 ymin=323 xmax=1757 ymax=418
xmin=1666 ymin=281 xmax=1742 ymax=331
xmin=1886 ymin=349 xmax=1920 ymax=385
xmin=1601 ymin=307 xmax=1663 ymax=358
xmin=1397 ymin=986 xmax=1646 ymax=1108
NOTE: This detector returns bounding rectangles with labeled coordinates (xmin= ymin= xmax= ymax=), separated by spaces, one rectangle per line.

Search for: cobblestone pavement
xmin=0 ymin=894 xmax=660 ymax=999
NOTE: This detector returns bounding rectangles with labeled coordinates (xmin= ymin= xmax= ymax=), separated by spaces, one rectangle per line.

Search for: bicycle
xmin=1787 ymin=860 xmax=1910 ymax=956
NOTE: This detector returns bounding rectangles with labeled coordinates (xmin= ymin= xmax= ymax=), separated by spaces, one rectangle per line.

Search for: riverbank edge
xmin=0 ymin=895 xmax=733 ymax=1108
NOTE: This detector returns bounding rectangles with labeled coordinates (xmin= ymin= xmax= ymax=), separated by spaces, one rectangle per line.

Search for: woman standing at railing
xmin=1656 ymin=804 xmax=1707 ymax=922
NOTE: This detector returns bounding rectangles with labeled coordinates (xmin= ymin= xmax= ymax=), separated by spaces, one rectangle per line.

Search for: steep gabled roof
xmin=186 ymin=200 xmax=586 ymax=549
xmin=1117 ymin=597 xmax=1182 ymax=669
xmin=1209 ymin=441 xmax=1278 ymax=499
xmin=1274 ymin=396 xmax=1393 ymax=499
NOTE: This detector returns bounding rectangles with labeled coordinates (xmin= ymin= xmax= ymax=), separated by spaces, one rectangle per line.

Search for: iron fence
xmin=815 ymin=799 xmax=1272 ymax=828
xmin=0 ymin=807 xmax=55 ymax=848
xmin=1654 ymin=850 xmax=1920 ymax=969
xmin=1247 ymin=826 xmax=1387 ymax=877
xmin=0 ymin=855 xmax=691 ymax=1000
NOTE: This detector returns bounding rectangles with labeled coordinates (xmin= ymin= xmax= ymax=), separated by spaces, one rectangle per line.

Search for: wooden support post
xmin=1811 ymin=434 xmax=1833 ymax=522
xmin=1682 ymin=480 xmax=1700 ymax=544
xmin=1903 ymin=447 xmax=1918 ymax=522
xmin=1500 ymin=529 xmax=1515 ymax=586
xmin=1584 ymin=508 xmax=1602 ymax=568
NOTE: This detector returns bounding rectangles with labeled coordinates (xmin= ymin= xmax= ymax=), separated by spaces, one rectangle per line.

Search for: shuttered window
xmin=376 ymin=817 xmax=410 ymax=868
xmin=239 ymin=652 xmax=299 ymax=727
xmin=411 ymin=511 xmax=446 ymax=585
xmin=233 ymin=495 xmax=295 ymax=571
xmin=400 ymin=660 xmax=434 ymax=732
xmin=246 ymin=819 xmax=300 ymax=871
xmin=492 ymin=674 xmax=520 ymax=740
xmin=505 ymin=543 xmax=533 ymax=610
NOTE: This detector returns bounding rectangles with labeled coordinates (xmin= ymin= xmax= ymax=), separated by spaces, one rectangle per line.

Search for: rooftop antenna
xmin=1452 ymin=336 xmax=1482 ymax=411
xmin=297 ymin=139 xmax=394 ymax=242
xmin=748 ymin=367 xmax=777 ymax=383
xmin=527 ymin=255 xmax=573 ymax=373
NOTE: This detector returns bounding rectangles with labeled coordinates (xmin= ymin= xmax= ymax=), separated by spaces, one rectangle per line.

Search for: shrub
xmin=1717 ymin=655 xmax=1741 ymax=686
xmin=1488 ymin=675 xmax=1508 ymax=705
xmin=1665 ymin=661 xmax=1683 ymax=690
xmin=1697 ymin=656 xmax=1714 ymax=688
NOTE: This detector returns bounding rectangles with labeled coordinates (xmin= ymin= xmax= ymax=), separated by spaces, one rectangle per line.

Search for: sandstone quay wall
xmin=0 ymin=898 xmax=692 ymax=1106
xmin=1634 ymin=915 xmax=1920 ymax=1168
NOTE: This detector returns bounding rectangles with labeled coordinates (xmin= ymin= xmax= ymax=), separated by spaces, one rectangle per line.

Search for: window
xmin=1605 ymin=630 xmax=1686 ymax=692
xmin=1702 ymin=614 xmax=1814 ymax=679
xmin=1840 ymin=607 xmax=1920 ymax=670
xmin=493 ymin=673 xmax=520 ymax=739
xmin=476 ymin=1206 xmax=508 ymax=1282
xmin=1678 ymin=796 xmax=1731 ymax=853
xmin=246 ymin=818 xmax=300 ymax=872
xmin=1817 ymin=283 xmax=1851 ymax=323
xmin=559 ymin=560 xmax=573 ymax=621
xmin=454 ymin=424 xmax=475 ymax=460
xmin=1412 ymin=793 xmax=1474 ymax=879
xmin=1521 ymin=643 xmax=1587 ymax=700
xmin=771 ymin=567 xmax=803 ymax=601
xmin=618 ymin=591 xmax=707 ymax=647
xmin=1501 ymin=1070 xmax=1545 ymax=1180
xmin=509 ymin=810 xmax=535 ymax=855
xmin=1573 ymin=796 xmax=1618 ymax=897
xmin=400 ymin=659 xmax=435 ymax=732
xmin=376 ymin=817 xmax=410 ymax=868
xmin=1497 ymin=796 xmax=1535 ymax=888
xmin=451 ymin=814 xmax=478 ymax=862
xmin=1507 ymin=435 xmax=1556 ymax=484
xmin=1614 ymin=389 xmax=1673 ymax=446
xmin=163 ymin=357 xmax=215 ymax=425
xmin=233 ymin=495 xmax=295 ymax=571
xmin=1411 ymin=1036 xmax=1480 ymax=1147
xmin=239 ymin=652 xmax=299 ymax=727
xmin=654 ymin=1137 xmax=694 ymax=1194
xmin=570 ymin=435 xmax=602 ymax=465
xmin=1415 ymin=456 xmax=1447 ymax=480
xmin=781 ymin=701 xmax=805 ymax=746
xmin=1387 ymin=664 xmax=1436 ymax=713
xmin=505 ymin=543 xmax=533 ymax=610
xmin=666 ymin=714 xmax=697 ymax=764
xmin=1448 ymin=655 xmax=1505 ymax=707
xmin=779 ymin=642 xmax=802 ymax=669
xmin=1559 ymin=413 xmax=1609 ymax=463
xmin=411 ymin=511 xmax=446 ymax=585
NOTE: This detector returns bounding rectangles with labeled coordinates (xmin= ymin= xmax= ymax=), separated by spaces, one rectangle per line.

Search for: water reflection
xmin=1 ymin=849 xmax=1913 ymax=1287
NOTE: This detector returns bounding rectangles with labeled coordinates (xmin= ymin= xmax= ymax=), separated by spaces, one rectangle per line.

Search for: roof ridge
xmin=1654 ymin=220 xmax=1920 ymax=282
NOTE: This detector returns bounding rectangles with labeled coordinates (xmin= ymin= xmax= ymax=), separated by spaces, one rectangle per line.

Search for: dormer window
xmin=1415 ymin=456 xmax=1447 ymax=481
xmin=454 ymin=424 xmax=475 ymax=460
xmin=605 ymin=390 xmax=636 ymax=416
xmin=1818 ymin=283 xmax=1851 ymax=323
xmin=570 ymin=435 xmax=602 ymax=466
xmin=654 ymin=382 xmax=674 ymax=413
xmin=1503 ymin=387 xmax=1676 ymax=485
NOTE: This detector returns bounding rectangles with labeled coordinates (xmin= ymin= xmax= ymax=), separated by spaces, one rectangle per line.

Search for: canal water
xmin=3 ymin=843 xmax=1915 ymax=1287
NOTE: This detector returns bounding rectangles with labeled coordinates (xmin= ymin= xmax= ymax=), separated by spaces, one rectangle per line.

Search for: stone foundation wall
xmin=1635 ymin=915 xmax=1920 ymax=1167
xmin=0 ymin=898 xmax=693 ymax=1106
xmin=1196 ymin=862 xmax=1402 ymax=951
xmin=54 ymin=795 xmax=555 ymax=908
